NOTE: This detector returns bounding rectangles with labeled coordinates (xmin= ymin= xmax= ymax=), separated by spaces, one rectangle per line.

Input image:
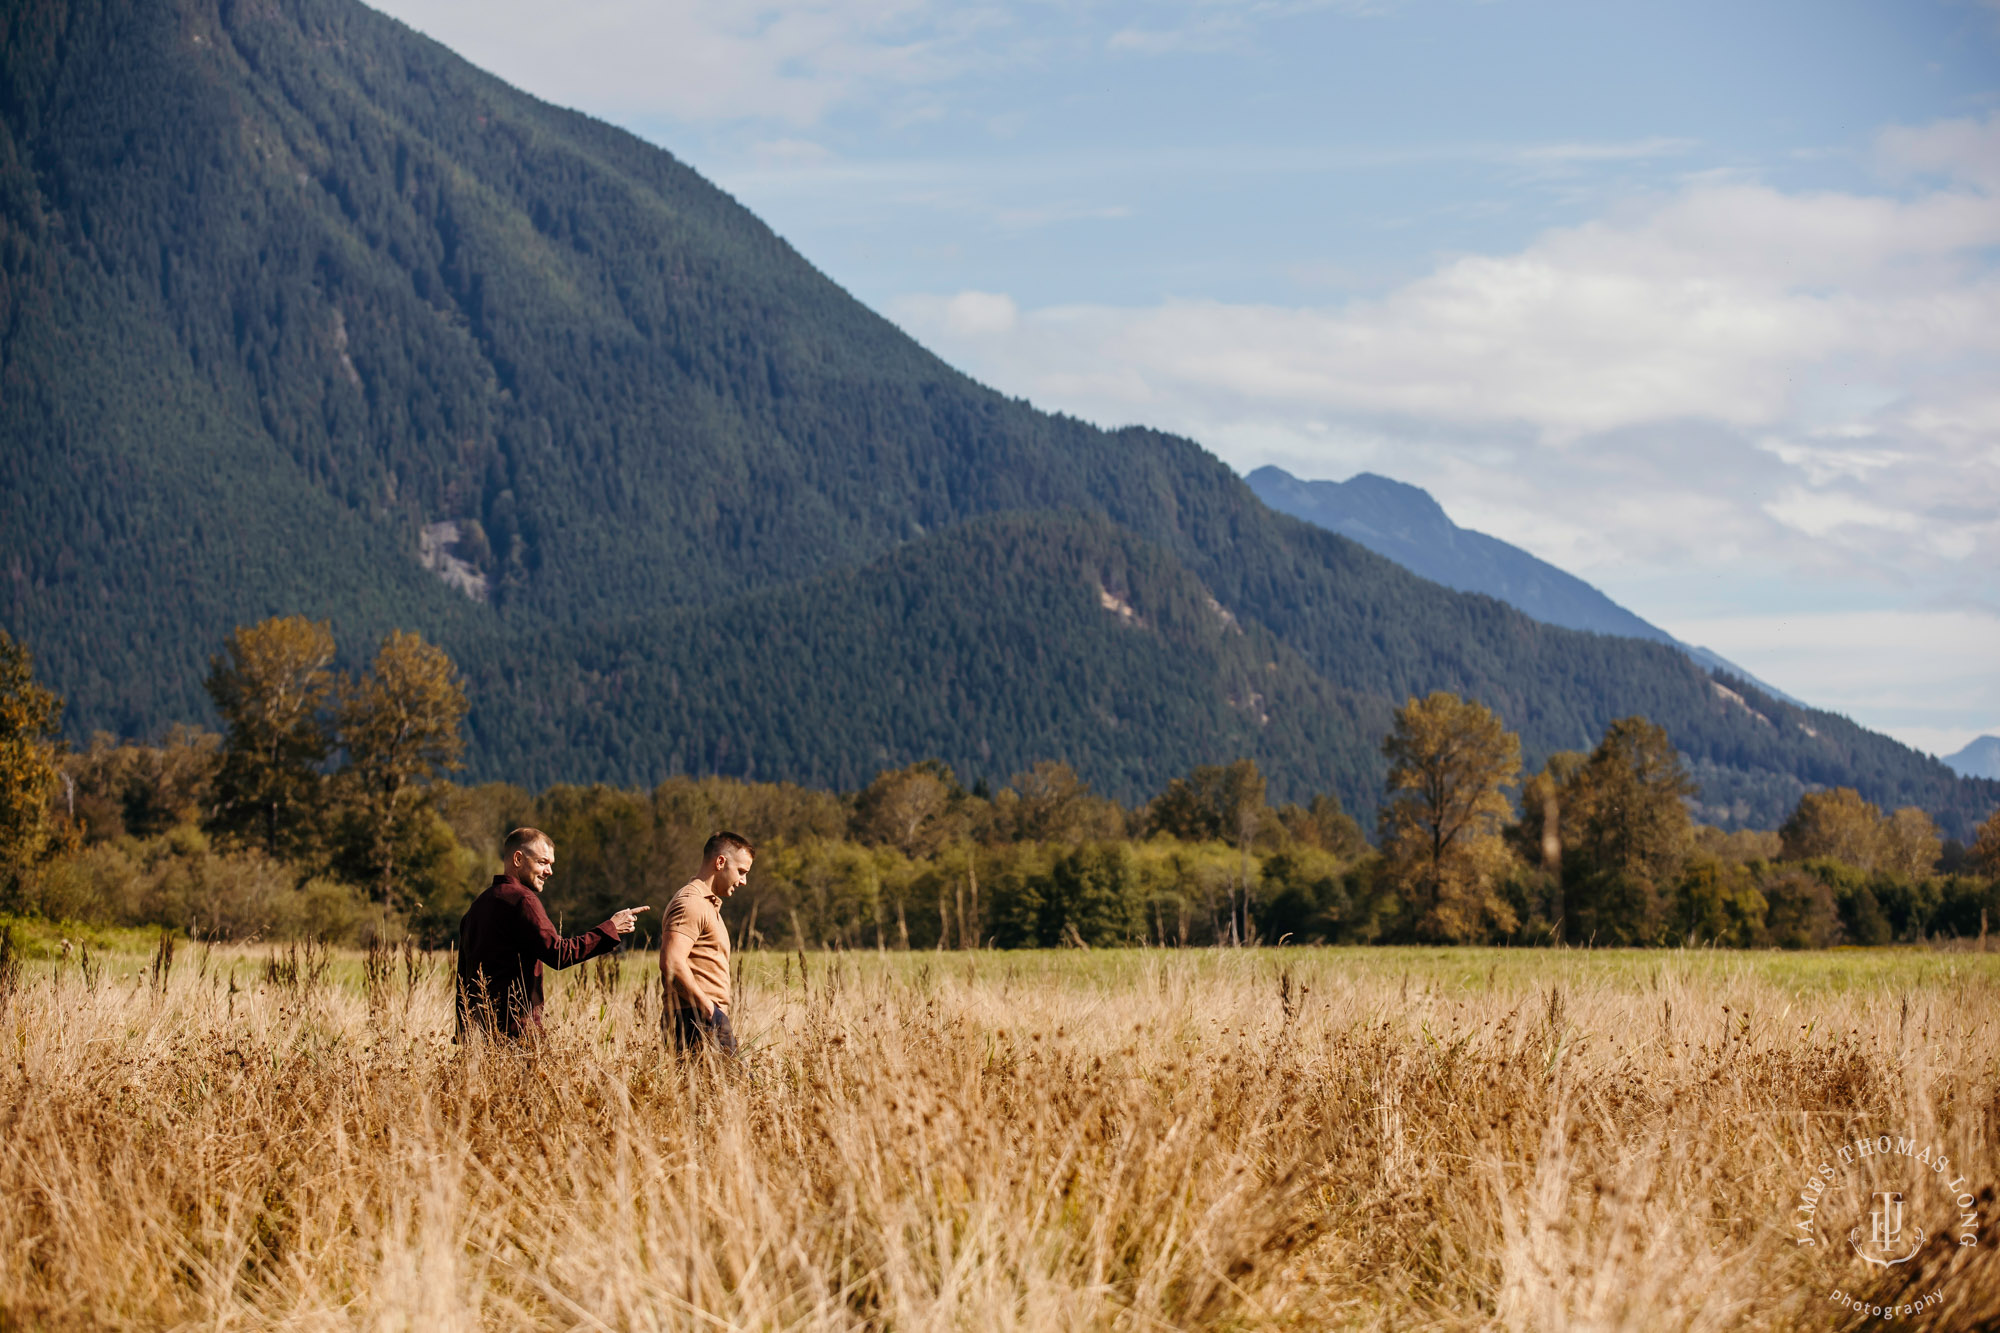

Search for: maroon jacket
xmin=456 ymin=875 xmax=621 ymax=1037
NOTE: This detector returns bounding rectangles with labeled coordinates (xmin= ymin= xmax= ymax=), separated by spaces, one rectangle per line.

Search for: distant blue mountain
xmin=1944 ymin=736 xmax=2000 ymax=781
xmin=1246 ymin=466 xmax=1804 ymax=706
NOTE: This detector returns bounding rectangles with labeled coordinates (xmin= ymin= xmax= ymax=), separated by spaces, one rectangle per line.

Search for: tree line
xmin=2 ymin=622 xmax=1998 ymax=951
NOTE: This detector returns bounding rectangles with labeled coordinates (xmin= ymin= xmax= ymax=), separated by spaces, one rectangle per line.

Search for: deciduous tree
xmin=852 ymin=762 xmax=963 ymax=946
xmin=206 ymin=616 xmax=335 ymax=859
xmin=1880 ymin=807 xmax=1942 ymax=879
xmin=1512 ymin=751 xmax=1588 ymax=876
xmin=1148 ymin=759 xmax=1270 ymax=942
xmin=1780 ymin=788 xmax=1886 ymax=869
xmin=1276 ymin=792 xmax=1366 ymax=859
xmin=1378 ymin=692 xmax=1520 ymax=943
xmin=333 ymin=631 xmax=468 ymax=910
xmin=997 ymin=761 xmax=1124 ymax=844
xmin=1970 ymin=809 xmax=2000 ymax=881
xmin=1562 ymin=717 xmax=1697 ymax=945
xmin=1148 ymin=759 xmax=1267 ymax=846
xmin=853 ymin=762 xmax=960 ymax=859
xmin=67 ymin=727 xmax=220 ymax=841
xmin=0 ymin=632 xmax=66 ymax=885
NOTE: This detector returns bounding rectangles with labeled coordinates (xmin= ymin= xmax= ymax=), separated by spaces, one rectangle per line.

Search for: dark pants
xmin=665 ymin=1003 xmax=737 ymax=1057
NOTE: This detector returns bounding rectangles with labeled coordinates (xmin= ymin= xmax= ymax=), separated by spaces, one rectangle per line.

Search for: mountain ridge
xmin=1245 ymin=465 xmax=1802 ymax=704
xmin=1945 ymin=736 xmax=2000 ymax=782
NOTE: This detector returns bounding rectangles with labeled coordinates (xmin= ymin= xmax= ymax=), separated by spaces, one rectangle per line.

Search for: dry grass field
xmin=1 ymin=942 xmax=1996 ymax=1330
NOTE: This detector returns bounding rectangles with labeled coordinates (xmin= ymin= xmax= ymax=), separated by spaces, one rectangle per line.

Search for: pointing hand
xmin=610 ymin=905 xmax=651 ymax=935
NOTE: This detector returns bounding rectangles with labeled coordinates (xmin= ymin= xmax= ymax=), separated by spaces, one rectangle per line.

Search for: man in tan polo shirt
xmin=661 ymin=830 xmax=754 ymax=1056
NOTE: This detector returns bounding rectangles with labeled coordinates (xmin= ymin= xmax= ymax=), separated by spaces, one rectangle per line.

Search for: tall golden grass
xmin=0 ymin=945 xmax=1994 ymax=1330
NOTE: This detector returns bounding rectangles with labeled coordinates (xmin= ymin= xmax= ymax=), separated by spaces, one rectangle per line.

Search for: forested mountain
xmin=468 ymin=513 xmax=1394 ymax=810
xmin=3 ymin=0 xmax=1994 ymax=834
xmin=1245 ymin=466 xmax=1799 ymax=703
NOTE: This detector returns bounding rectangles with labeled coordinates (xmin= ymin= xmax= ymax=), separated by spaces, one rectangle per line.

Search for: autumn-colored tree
xmin=1148 ymin=760 xmax=1268 ymax=846
xmin=533 ymin=783 xmax=664 ymax=928
xmin=1669 ymin=859 xmax=1768 ymax=947
xmin=1378 ymin=692 xmax=1521 ymax=943
xmin=0 ymin=631 xmax=66 ymax=887
xmin=1512 ymin=751 xmax=1588 ymax=875
xmin=1970 ymin=809 xmax=2000 ymax=881
xmin=1760 ymin=867 xmax=1844 ymax=949
xmin=1560 ymin=717 xmax=1697 ymax=945
xmin=332 ymin=631 xmax=468 ymax=909
xmin=1879 ymin=807 xmax=1942 ymax=879
xmin=1571 ymin=719 xmax=1695 ymax=878
xmin=852 ymin=762 xmax=964 ymax=946
xmin=207 ymin=617 xmax=335 ymax=859
xmin=1499 ymin=749 xmax=1586 ymax=939
xmin=1276 ymin=792 xmax=1366 ymax=859
xmin=852 ymin=762 xmax=961 ymax=858
xmin=67 ymin=726 xmax=220 ymax=842
xmin=1148 ymin=760 xmax=1270 ymax=943
xmin=996 ymin=761 xmax=1124 ymax=844
xmin=1780 ymin=788 xmax=1886 ymax=869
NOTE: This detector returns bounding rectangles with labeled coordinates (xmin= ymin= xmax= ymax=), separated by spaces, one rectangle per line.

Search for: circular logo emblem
xmin=1789 ymin=1132 xmax=1982 ymax=1321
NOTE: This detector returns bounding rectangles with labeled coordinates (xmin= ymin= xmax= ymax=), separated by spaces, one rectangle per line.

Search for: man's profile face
xmin=715 ymin=847 xmax=753 ymax=898
xmin=512 ymin=840 xmax=555 ymax=891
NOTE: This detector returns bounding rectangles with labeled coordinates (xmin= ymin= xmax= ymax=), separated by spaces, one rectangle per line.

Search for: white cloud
xmin=371 ymin=0 xmax=993 ymax=126
xmin=941 ymin=289 xmax=1017 ymax=335
xmin=1107 ymin=0 xmax=1397 ymax=56
xmin=898 ymin=182 xmax=2000 ymax=444
xmin=750 ymin=137 xmax=837 ymax=165
xmin=1515 ymin=137 xmax=1698 ymax=166
xmin=887 ymin=115 xmax=2000 ymax=737
xmin=1661 ymin=609 xmax=2000 ymax=759
xmin=992 ymin=203 xmax=1132 ymax=229
xmin=1877 ymin=114 xmax=2000 ymax=191
xmin=890 ymin=118 xmax=2000 ymax=593
xmin=371 ymin=0 xmax=1387 ymax=130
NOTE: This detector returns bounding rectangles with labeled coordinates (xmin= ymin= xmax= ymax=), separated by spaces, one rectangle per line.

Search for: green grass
xmin=0 ymin=913 xmax=181 ymax=963
xmin=729 ymin=944 xmax=2000 ymax=997
xmin=24 ymin=925 xmax=1996 ymax=999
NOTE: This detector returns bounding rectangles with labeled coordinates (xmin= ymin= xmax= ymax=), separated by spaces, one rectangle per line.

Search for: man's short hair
xmin=702 ymin=831 xmax=755 ymax=863
xmin=504 ymin=827 xmax=552 ymax=857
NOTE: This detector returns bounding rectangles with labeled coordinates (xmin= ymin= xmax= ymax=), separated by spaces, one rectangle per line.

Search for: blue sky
xmin=374 ymin=0 xmax=2000 ymax=759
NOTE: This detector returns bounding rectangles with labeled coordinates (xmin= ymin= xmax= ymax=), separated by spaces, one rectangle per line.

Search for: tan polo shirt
xmin=663 ymin=878 xmax=731 ymax=1010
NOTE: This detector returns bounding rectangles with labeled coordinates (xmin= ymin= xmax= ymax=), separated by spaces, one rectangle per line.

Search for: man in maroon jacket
xmin=456 ymin=826 xmax=648 ymax=1039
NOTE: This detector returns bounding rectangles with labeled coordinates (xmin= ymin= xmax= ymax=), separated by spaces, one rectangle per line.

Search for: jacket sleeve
xmin=515 ymin=890 xmax=621 ymax=970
